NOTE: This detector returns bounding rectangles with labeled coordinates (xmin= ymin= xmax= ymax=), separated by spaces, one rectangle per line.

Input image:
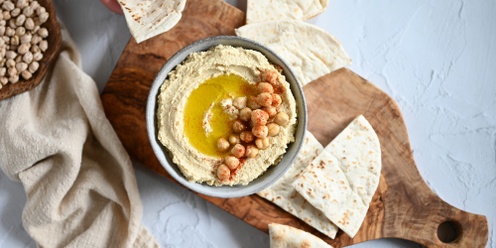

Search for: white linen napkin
xmin=0 ymin=26 xmax=158 ymax=248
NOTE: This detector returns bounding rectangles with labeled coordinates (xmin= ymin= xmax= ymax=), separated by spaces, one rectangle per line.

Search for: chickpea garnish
xmin=274 ymin=112 xmax=290 ymax=126
xmin=251 ymin=109 xmax=269 ymax=126
xmin=272 ymin=94 xmax=282 ymax=107
xmin=257 ymin=82 xmax=274 ymax=93
xmin=267 ymin=123 xmax=280 ymax=137
xmin=240 ymin=130 xmax=255 ymax=143
xmin=256 ymin=92 xmax=273 ymax=107
xmin=231 ymin=144 xmax=246 ymax=158
xmin=233 ymin=96 xmax=247 ymax=109
xmin=263 ymin=106 xmax=277 ymax=118
xmin=245 ymin=145 xmax=259 ymax=158
xmin=255 ymin=137 xmax=270 ymax=150
xmin=216 ymin=164 xmax=230 ymax=181
xmin=252 ymin=125 xmax=268 ymax=138
xmin=225 ymin=156 xmax=240 ymax=170
xmin=232 ymin=120 xmax=247 ymax=133
xmin=239 ymin=107 xmax=252 ymax=122
xmin=247 ymin=95 xmax=261 ymax=110
xmin=228 ymin=134 xmax=240 ymax=145
xmin=217 ymin=137 xmax=230 ymax=152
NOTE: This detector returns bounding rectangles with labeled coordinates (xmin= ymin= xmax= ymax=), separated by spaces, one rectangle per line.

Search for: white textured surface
xmin=0 ymin=0 xmax=494 ymax=247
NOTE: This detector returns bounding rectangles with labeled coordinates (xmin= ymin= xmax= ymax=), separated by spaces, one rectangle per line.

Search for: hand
xmin=101 ymin=0 xmax=124 ymax=14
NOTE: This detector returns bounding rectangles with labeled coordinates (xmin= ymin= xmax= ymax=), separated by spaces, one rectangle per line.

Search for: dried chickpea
xmin=267 ymin=123 xmax=281 ymax=137
xmin=224 ymin=156 xmax=240 ymax=170
xmin=245 ymin=145 xmax=259 ymax=158
xmin=217 ymin=138 xmax=230 ymax=152
xmin=216 ymin=164 xmax=230 ymax=181
xmin=28 ymin=61 xmax=38 ymax=73
xmin=239 ymin=107 xmax=252 ymax=122
xmin=252 ymin=125 xmax=268 ymax=138
xmin=274 ymin=112 xmax=290 ymax=126
xmin=240 ymin=131 xmax=255 ymax=143
xmin=231 ymin=144 xmax=246 ymax=158
xmin=251 ymin=109 xmax=269 ymax=126
xmin=20 ymin=69 xmax=31 ymax=79
xmin=255 ymin=137 xmax=270 ymax=150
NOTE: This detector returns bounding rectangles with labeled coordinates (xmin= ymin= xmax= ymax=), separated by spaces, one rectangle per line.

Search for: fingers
xmin=100 ymin=0 xmax=124 ymax=14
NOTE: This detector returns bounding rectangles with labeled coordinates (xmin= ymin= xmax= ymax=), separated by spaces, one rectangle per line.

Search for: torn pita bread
xmin=324 ymin=115 xmax=381 ymax=207
xmin=258 ymin=131 xmax=338 ymax=238
xmin=246 ymin=0 xmax=328 ymax=24
xmin=269 ymin=223 xmax=333 ymax=248
xmin=292 ymin=151 xmax=368 ymax=238
xmin=235 ymin=20 xmax=351 ymax=86
xmin=118 ymin=0 xmax=186 ymax=43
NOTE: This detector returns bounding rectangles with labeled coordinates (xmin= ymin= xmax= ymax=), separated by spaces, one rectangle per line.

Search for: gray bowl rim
xmin=146 ymin=35 xmax=307 ymax=198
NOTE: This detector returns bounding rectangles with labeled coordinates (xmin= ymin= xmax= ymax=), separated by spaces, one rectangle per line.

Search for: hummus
xmin=157 ymin=45 xmax=297 ymax=186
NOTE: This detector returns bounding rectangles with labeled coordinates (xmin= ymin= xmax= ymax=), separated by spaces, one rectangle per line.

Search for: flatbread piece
xmin=324 ymin=115 xmax=381 ymax=206
xmin=235 ymin=20 xmax=351 ymax=86
xmin=258 ymin=131 xmax=338 ymax=238
xmin=246 ymin=0 xmax=328 ymax=24
xmin=269 ymin=223 xmax=333 ymax=248
xmin=118 ymin=0 xmax=186 ymax=43
xmin=292 ymin=150 xmax=368 ymax=238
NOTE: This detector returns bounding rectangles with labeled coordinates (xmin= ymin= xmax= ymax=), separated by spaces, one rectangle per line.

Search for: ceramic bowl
xmin=146 ymin=36 xmax=307 ymax=198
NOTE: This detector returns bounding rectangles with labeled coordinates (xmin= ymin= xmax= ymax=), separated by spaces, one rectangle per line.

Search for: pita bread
xmin=235 ymin=20 xmax=351 ymax=86
xmin=118 ymin=0 xmax=186 ymax=43
xmin=292 ymin=151 xmax=368 ymax=238
xmin=258 ymin=131 xmax=338 ymax=238
xmin=324 ymin=115 xmax=381 ymax=207
xmin=246 ymin=0 xmax=328 ymax=24
xmin=269 ymin=223 xmax=333 ymax=248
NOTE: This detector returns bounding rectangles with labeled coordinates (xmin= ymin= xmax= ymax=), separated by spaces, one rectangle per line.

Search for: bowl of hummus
xmin=146 ymin=36 xmax=307 ymax=198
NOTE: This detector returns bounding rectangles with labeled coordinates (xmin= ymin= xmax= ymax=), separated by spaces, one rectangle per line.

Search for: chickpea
xmin=228 ymin=134 xmax=240 ymax=145
xmin=263 ymin=106 xmax=277 ymax=117
xmin=240 ymin=130 xmax=255 ymax=143
xmin=267 ymin=123 xmax=281 ymax=137
xmin=216 ymin=164 xmax=230 ymax=181
xmin=251 ymin=109 xmax=269 ymax=126
xmin=262 ymin=69 xmax=278 ymax=85
xmin=239 ymin=107 xmax=252 ymax=122
xmin=252 ymin=125 xmax=268 ymax=138
xmin=256 ymin=92 xmax=273 ymax=107
xmin=233 ymin=96 xmax=247 ymax=109
xmin=217 ymin=138 xmax=230 ymax=152
xmin=247 ymin=95 xmax=261 ymax=110
xmin=255 ymin=137 xmax=270 ymax=150
xmin=272 ymin=94 xmax=282 ymax=107
xmin=257 ymin=82 xmax=273 ymax=93
xmin=231 ymin=144 xmax=246 ymax=158
xmin=224 ymin=156 xmax=240 ymax=170
xmin=232 ymin=120 xmax=247 ymax=133
xmin=275 ymin=112 xmax=290 ymax=126
xmin=245 ymin=145 xmax=259 ymax=158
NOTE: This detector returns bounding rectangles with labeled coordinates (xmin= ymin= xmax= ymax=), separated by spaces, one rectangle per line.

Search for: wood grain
xmin=0 ymin=0 xmax=62 ymax=100
xmin=100 ymin=0 xmax=488 ymax=247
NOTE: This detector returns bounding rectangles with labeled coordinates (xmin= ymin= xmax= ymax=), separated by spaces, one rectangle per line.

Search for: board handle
xmin=389 ymin=191 xmax=489 ymax=247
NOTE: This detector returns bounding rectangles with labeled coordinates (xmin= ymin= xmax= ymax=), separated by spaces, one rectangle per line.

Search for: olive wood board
xmin=0 ymin=0 xmax=62 ymax=100
xmin=100 ymin=0 xmax=488 ymax=246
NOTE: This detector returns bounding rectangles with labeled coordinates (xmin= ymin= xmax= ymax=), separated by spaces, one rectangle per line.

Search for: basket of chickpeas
xmin=146 ymin=36 xmax=307 ymax=198
xmin=0 ymin=0 xmax=62 ymax=100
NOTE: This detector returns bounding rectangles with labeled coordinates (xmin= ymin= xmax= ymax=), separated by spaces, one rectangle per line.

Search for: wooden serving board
xmin=100 ymin=0 xmax=488 ymax=247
